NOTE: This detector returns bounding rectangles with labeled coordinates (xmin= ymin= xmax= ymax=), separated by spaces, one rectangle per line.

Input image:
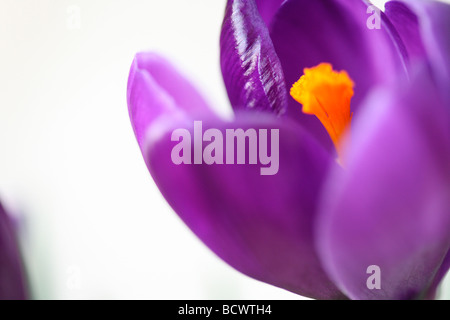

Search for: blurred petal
xmin=143 ymin=111 xmax=344 ymax=299
xmin=384 ymin=1 xmax=427 ymax=63
xmin=270 ymin=0 xmax=405 ymax=153
xmin=317 ymin=67 xmax=450 ymax=300
xmin=220 ymin=0 xmax=288 ymax=115
xmin=127 ymin=52 xmax=215 ymax=150
xmin=427 ymin=250 xmax=450 ymax=299
xmin=0 ymin=201 xmax=28 ymax=300
xmin=385 ymin=0 xmax=450 ymax=103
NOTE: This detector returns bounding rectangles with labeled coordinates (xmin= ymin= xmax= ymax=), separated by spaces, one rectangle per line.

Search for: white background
xmin=0 ymin=0 xmax=448 ymax=299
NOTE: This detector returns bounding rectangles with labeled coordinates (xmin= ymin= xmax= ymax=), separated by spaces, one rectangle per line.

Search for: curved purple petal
xmin=384 ymin=1 xmax=427 ymax=63
xmin=142 ymin=110 xmax=344 ymax=299
xmin=385 ymin=0 xmax=450 ymax=103
xmin=127 ymin=54 xmax=343 ymax=299
xmin=0 ymin=201 xmax=28 ymax=300
xmin=220 ymin=0 xmax=288 ymax=115
xmin=269 ymin=0 xmax=405 ymax=154
xmin=127 ymin=52 xmax=215 ymax=151
xmin=255 ymin=0 xmax=286 ymax=28
xmin=317 ymin=67 xmax=450 ymax=300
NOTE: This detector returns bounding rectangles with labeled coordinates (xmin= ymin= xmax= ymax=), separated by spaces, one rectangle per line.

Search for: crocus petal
xmin=385 ymin=0 xmax=450 ymax=103
xmin=220 ymin=0 xmax=288 ymax=115
xmin=384 ymin=1 xmax=427 ymax=63
xmin=127 ymin=53 xmax=343 ymax=299
xmin=143 ymin=111 xmax=344 ymax=299
xmin=269 ymin=0 xmax=405 ymax=153
xmin=255 ymin=0 xmax=286 ymax=28
xmin=0 ymin=201 xmax=28 ymax=300
xmin=127 ymin=52 xmax=215 ymax=151
xmin=317 ymin=67 xmax=450 ymax=300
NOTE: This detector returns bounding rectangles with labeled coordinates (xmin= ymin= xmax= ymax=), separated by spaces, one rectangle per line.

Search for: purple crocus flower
xmin=0 ymin=200 xmax=28 ymax=300
xmin=127 ymin=0 xmax=450 ymax=299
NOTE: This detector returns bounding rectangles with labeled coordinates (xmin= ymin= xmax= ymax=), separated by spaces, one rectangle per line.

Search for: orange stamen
xmin=290 ymin=63 xmax=354 ymax=161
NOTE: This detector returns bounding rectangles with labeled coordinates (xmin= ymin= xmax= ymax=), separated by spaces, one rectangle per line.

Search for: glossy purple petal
xmin=142 ymin=111 xmax=344 ymax=299
xmin=0 ymin=201 xmax=28 ymax=300
xmin=269 ymin=0 xmax=405 ymax=153
xmin=220 ymin=0 xmax=288 ymax=115
xmin=127 ymin=52 xmax=215 ymax=151
xmin=317 ymin=67 xmax=450 ymax=300
xmin=255 ymin=0 xmax=286 ymax=28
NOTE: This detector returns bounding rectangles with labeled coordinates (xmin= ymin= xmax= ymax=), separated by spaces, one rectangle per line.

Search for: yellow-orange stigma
xmin=290 ymin=63 xmax=354 ymax=162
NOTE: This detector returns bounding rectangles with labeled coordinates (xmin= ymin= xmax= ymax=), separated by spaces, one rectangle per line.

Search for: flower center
xmin=290 ymin=63 xmax=354 ymax=161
